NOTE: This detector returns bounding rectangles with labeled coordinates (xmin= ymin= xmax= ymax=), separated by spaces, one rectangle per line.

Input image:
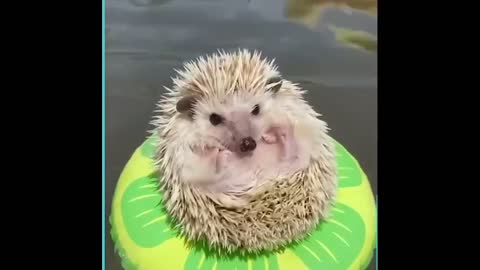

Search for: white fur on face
xmin=191 ymin=91 xmax=278 ymax=151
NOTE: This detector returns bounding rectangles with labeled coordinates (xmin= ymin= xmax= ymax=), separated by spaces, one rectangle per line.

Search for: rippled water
xmin=106 ymin=0 xmax=377 ymax=269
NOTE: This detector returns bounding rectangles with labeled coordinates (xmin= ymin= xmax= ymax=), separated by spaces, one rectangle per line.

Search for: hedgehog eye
xmin=251 ymin=104 xmax=260 ymax=116
xmin=209 ymin=113 xmax=223 ymax=126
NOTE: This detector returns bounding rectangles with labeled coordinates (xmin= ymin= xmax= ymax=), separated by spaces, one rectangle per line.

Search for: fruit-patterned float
xmin=110 ymin=137 xmax=376 ymax=270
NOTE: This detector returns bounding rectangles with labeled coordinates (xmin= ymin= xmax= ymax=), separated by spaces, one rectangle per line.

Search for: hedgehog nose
xmin=240 ymin=137 xmax=256 ymax=152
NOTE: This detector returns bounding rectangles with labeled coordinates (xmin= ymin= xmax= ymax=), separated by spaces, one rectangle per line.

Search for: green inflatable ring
xmin=110 ymin=136 xmax=377 ymax=270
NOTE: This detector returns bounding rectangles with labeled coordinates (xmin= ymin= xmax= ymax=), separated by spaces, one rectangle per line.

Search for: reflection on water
xmin=286 ymin=0 xmax=376 ymax=25
xmin=329 ymin=25 xmax=377 ymax=53
xmin=285 ymin=0 xmax=377 ymax=53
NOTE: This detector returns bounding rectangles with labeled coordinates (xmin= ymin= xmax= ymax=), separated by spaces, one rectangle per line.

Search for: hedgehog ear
xmin=176 ymin=95 xmax=197 ymax=115
xmin=266 ymin=76 xmax=283 ymax=94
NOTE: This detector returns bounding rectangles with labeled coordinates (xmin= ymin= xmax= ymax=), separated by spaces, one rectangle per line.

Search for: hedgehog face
xmin=176 ymin=77 xmax=285 ymax=154
xmin=208 ymin=104 xmax=260 ymax=153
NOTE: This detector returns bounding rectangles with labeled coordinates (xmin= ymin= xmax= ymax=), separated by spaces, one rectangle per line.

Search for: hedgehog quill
xmin=151 ymin=49 xmax=337 ymax=253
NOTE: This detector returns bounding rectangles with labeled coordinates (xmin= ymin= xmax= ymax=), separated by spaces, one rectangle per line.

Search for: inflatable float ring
xmin=110 ymin=136 xmax=376 ymax=270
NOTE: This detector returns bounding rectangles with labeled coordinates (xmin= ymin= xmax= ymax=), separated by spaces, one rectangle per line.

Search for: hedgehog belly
xmin=201 ymin=139 xmax=282 ymax=195
xmin=199 ymin=123 xmax=307 ymax=196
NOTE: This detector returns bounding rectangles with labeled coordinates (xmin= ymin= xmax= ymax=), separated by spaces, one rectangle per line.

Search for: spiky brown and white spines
xmin=151 ymin=49 xmax=337 ymax=254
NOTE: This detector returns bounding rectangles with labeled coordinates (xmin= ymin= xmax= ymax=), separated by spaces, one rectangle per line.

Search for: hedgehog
xmin=151 ymin=49 xmax=337 ymax=254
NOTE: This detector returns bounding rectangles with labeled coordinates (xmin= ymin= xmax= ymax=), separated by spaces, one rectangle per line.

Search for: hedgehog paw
xmin=262 ymin=132 xmax=278 ymax=144
xmin=277 ymin=125 xmax=297 ymax=162
xmin=215 ymin=149 xmax=232 ymax=173
xmin=262 ymin=127 xmax=283 ymax=144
